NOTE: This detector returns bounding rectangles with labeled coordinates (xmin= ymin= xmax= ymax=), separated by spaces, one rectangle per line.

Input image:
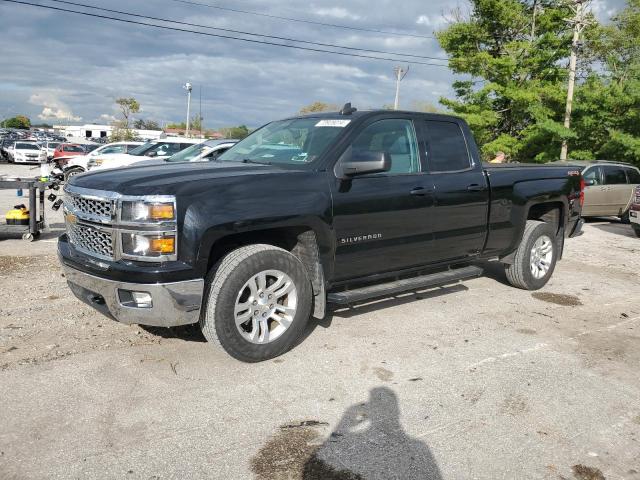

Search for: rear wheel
xmin=620 ymin=210 xmax=630 ymax=224
xmin=505 ymin=220 xmax=558 ymax=290
xmin=200 ymin=244 xmax=312 ymax=362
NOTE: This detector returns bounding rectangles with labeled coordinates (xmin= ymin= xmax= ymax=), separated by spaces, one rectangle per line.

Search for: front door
xmin=581 ymin=166 xmax=607 ymax=216
xmin=330 ymin=117 xmax=435 ymax=281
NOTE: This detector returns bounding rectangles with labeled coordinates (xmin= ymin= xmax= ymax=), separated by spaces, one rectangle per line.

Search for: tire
xmin=505 ymin=220 xmax=558 ymax=290
xmin=64 ymin=168 xmax=83 ymax=182
xmin=200 ymin=244 xmax=312 ymax=362
xmin=633 ymin=224 xmax=640 ymax=238
xmin=620 ymin=210 xmax=630 ymax=224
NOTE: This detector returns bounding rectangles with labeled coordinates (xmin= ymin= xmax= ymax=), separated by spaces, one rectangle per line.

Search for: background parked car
xmin=555 ymin=160 xmax=640 ymax=222
xmin=630 ymin=185 xmax=640 ymax=237
xmin=10 ymin=141 xmax=47 ymax=164
xmin=63 ymin=141 xmax=144 ymax=181
xmin=40 ymin=141 xmax=61 ymax=159
xmin=162 ymin=139 xmax=238 ymax=163
xmin=0 ymin=139 xmax=16 ymax=162
xmin=53 ymin=143 xmax=87 ymax=168
xmin=87 ymin=137 xmax=201 ymax=171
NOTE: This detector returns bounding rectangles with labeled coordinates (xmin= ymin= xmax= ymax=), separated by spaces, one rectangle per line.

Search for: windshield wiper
xmin=240 ymin=158 xmax=271 ymax=165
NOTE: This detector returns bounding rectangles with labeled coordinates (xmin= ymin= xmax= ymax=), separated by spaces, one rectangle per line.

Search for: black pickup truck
xmin=58 ymin=106 xmax=584 ymax=362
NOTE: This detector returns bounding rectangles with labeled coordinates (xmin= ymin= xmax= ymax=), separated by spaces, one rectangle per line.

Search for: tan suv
xmin=557 ymin=161 xmax=640 ymax=222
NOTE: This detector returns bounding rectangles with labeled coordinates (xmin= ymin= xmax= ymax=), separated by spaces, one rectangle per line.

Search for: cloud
xmin=29 ymin=91 xmax=81 ymax=122
xmin=312 ymin=7 xmax=361 ymax=20
xmin=416 ymin=14 xmax=443 ymax=27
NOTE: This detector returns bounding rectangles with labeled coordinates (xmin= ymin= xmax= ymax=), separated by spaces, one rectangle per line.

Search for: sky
xmin=0 ymin=0 xmax=627 ymax=130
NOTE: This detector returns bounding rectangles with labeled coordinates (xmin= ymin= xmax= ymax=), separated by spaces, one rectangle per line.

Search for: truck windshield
xmin=217 ymin=118 xmax=348 ymax=165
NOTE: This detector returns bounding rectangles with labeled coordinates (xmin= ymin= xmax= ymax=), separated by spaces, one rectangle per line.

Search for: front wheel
xmin=200 ymin=244 xmax=312 ymax=362
xmin=505 ymin=220 xmax=558 ymax=290
xmin=632 ymin=224 xmax=640 ymax=238
xmin=63 ymin=167 xmax=84 ymax=183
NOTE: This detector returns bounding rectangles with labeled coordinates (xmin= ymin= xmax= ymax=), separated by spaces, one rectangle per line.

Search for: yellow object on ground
xmin=5 ymin=205 xmax=30 ymax=225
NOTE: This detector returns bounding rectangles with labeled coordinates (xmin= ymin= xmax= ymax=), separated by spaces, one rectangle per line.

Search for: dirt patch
xmin=501 ymin=393 xmax=528 ymax=415
xmin=516 ymin=328 xmax=537 ymax=335
xmin=251 ymin=422 xmax=362 ymax=480
xmin=572 ymin=464 xmax=605 ymax=480
xmin=0 ymin=256 xmax=45 ymax=275
xmin=373 ymin=367 xmax=393 ymax=382
xmin=532 ymin=292 xmax=582 ymax=306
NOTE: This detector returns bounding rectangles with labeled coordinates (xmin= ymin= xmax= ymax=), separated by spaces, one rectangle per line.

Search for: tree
xmin=115 ymin=97 xmax=140 ymax=130
xmin=299 ymin=101 xmax=338 ymax=114
xmin=220 ymin=125 xmax=250 ymax=139
xmin=133 ymin=119 xmax=160 ymax=130
xmin=3 ymin=115 xmax=31 ymax=129
xmin=436 ymin=0 xmax=640 ymax=165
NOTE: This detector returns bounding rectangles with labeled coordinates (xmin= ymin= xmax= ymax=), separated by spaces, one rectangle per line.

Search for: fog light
xmin=131 ymin=292 xmax=153 ymax=308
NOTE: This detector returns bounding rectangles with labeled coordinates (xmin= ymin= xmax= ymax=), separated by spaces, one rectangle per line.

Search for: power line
xmin=0 ymin=0 xmax=451 ymax=67
xmin=45 ymin=0 xmax=448 ymax=62
xmin=161 ymin=0 xmax=437 ymax=40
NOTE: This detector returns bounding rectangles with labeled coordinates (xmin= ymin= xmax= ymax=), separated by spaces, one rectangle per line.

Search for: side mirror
xmin=584 ymin=178 xmax=596 ymax=186
xmin=146 ymin=151 xmax=157 ymax=157
xmin=336 ymin=148 xmax=391 ymax=178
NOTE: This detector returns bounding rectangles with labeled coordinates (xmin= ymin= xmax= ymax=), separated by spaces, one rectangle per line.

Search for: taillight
xmin=579 ymin=177 xmax=585 ymax=207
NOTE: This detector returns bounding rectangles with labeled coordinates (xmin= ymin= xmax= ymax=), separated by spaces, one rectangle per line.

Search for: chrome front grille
xmin=65 ymin=193 xmax=113 ymax=222
xmin=67 ymin=222 xmax=114 ymax=259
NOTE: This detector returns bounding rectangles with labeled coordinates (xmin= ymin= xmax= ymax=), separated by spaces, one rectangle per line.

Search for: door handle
xmin=410 ymin=187 xmax=428 ymax=196
xmin=467 ymin=184 xmax=484 ymax=192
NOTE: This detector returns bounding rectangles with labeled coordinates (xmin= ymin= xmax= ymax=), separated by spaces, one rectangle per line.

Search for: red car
xmin=53 ymin=143 xmax=86 ymax=167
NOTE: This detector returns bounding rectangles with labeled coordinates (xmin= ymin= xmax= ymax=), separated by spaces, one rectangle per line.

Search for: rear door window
xmin=603 ymin=166 xmax=628 ymax=185
xmin=423 ymin=120 xmax=471 ymax=172
xmin=624 ymin=168 xmax=640 ymax=184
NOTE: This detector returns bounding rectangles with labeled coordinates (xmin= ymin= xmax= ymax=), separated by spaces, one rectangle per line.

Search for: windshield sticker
xmin=315 ymin=120 xmax=351 ymax=128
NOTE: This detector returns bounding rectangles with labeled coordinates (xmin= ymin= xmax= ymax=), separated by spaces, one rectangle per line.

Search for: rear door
xmin=420 ymin=119 xmax=489 ymax=262
xmin=602 ymin=165 xmax=631 ymax=216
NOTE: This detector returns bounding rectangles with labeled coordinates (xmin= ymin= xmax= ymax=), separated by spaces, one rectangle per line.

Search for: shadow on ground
xmin=252 ymin=387 xmax=443 ymax=480
xmin=584 ymin=218 xmax=638 ymax=239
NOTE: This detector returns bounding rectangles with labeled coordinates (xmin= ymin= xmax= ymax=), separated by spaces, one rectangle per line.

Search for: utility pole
xmin=199 ymin=85 xmax=203 ymax=138
xmin=560 ymin=0 xmax=589 ymax=161
xmin=393 ymin=65 xmax=409 ymax=110
xmin=184 ymin=82 xmax=192 ymax=137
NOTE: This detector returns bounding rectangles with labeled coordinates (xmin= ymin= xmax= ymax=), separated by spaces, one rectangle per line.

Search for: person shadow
xmin=302 ymin=387 xmax=443 ymax=480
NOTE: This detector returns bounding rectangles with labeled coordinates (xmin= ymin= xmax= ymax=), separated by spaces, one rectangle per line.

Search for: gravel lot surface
xmin=1 ymin=164 xmax=639 ymax=480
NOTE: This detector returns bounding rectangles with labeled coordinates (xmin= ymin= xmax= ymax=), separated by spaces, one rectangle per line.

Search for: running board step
xmin=327 ymin=265 xmax=483 ymax=305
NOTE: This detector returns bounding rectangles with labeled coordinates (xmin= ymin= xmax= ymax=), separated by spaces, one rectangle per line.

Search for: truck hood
xmin=68 ymin=160 xmax=300 ymax=196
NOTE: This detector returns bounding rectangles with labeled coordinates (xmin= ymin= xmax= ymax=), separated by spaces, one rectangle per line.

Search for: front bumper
xmin=61 ymin=264 xmax=204 ymax=327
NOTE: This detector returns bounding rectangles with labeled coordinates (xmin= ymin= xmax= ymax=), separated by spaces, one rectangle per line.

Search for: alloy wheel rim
xmin=234 ymin=269 xmax=297 ymax=344
xmin=530 ymin=235 xmax=553 ymax=279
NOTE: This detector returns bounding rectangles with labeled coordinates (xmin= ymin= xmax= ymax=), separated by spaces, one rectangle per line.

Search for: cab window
xmin=350 ymin=119 xmax=420 ymax=174
xmin=424 ymin=120 xmax=471 ymax=172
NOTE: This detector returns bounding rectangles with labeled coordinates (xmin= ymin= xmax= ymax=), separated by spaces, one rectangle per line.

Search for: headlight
xmin=121 ymin=200 xmax=175 ymax=222
xmin=121 ymin=233 xmax=176 ymax=258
